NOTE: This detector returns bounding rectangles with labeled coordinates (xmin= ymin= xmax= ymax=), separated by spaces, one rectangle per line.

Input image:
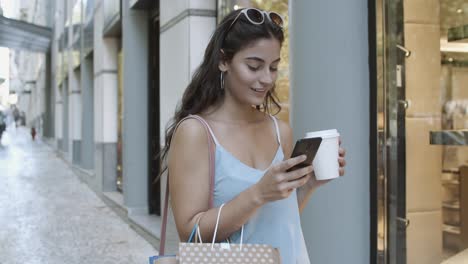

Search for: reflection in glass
xmin=117 ymin=50 xmax=123 ymax=192
xmin=71 ymin=0 xmax=82 ymax=69
xmin=375 ymin=0 xmax=387 ymax=262
xmin=103 ymin=0 xmax=120 ymax=34
xmin=0 ymin=0 xmax=53 ymax=27
xmin=57 ymin=34 xmax=64 ymax=89
xmin=83 ymin=0 xmax=94 ymax=56
xmin=438 ymin=1 xmax=468 ymax=261
xmin=376 ymin=0 xmax=468 ymax=263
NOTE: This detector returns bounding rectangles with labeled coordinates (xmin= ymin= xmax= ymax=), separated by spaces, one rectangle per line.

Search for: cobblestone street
xmin=0 ymin=127 xmax=157 ymax=264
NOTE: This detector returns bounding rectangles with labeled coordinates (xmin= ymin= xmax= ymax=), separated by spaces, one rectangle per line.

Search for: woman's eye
xmin=247 ymin=65 xmax=260 ymax=71
xmin=270 ymin=67 xmax=278 ymax=72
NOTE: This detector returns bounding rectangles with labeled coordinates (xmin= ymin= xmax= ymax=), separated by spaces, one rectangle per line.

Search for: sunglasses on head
xmin=227 ymin=8 xmax=284 ymax=32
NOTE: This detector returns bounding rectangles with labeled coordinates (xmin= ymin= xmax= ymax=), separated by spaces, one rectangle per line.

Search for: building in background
xmin=0 ymin=0 xmax=52 ymax=131
xmin=0 ymin=0 xmax=376 ymax=263
xmin=5 ymin=0 xmax=468 ymax=263
xmin=10 ymin=1 xmax=369 ymax=263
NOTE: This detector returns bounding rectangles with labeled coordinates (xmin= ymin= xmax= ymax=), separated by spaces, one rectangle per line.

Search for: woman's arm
xmin=296 ymin=182 xmax=319 ymax=213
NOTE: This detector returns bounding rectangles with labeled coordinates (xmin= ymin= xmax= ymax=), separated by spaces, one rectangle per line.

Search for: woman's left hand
xmin=304 ymin=137 xmax=346 ymax=190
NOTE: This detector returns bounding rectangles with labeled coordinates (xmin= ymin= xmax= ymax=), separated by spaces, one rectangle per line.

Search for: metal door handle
xmin=396 ymin=44 xmax=411 ymax=58
xmin=396 ymin=217 xmax=410 ymax=228
xmin=398 ymin=100 xmax=410 ymax=109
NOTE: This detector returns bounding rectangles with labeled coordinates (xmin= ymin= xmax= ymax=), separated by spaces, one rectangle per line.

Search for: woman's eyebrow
xmin=245 ymin=57 xmax=281 ymax=63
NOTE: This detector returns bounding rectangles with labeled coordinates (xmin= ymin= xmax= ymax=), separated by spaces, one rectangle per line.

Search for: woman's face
xmin=221 ymin=38 xmax=281 ymax=106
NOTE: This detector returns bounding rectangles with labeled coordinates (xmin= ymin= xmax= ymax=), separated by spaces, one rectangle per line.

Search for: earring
xmin=220 ymin=71 xmax=225 ymax=90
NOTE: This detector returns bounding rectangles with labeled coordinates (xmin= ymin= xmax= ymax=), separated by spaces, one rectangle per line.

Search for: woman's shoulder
xmin=172 ymin=117 xmax=211 ymax=148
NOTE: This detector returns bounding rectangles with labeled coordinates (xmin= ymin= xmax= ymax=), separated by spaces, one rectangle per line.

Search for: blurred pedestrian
xmin=31 ymin=126 xmax=36 ymax=141
xmin=0 ymin=111 xmax=5 ymax=141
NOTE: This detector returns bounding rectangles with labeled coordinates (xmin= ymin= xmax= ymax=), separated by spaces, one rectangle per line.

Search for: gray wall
xmin=81 ymin=55 xmax=95 ymax=170
xmin=92 ymin=0 xmax=119 ymax=193
xmin=62 ymin=79 xmax=69 ymax=153
xmin=289 ymin=1 xmax=370 ymax=263
xmin=122 ymin=0 xmax=149 ymax=212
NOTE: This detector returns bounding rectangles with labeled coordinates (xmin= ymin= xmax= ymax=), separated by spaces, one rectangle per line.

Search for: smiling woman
xmin=218 ymin=38 xmax=281 ymax=107
xmin=218 ymin=0 xmax=290 ymax=122
xmin=155 ymin=4 xmax=347 ymax=264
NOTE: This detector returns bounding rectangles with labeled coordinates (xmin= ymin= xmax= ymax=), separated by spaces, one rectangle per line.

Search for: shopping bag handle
xmin=188 ymin=204 xmax=245 ymax=251
xmin=159 ymin=115 xmax=216 ymax=255
xmin=187 ymin=212 xmax=205 ymax=243
xmin=210 ymin=203 xmax=245 ymax=251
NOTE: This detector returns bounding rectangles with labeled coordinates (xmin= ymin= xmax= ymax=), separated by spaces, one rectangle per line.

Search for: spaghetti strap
xmin=269 ymin=115 xmax=281 ymax=145
xmin=188 ymin=115 xmax=220 ymax=146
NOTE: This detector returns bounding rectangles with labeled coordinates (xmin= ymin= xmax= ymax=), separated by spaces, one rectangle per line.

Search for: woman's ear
xmin=218 ymin=49 xmax=229 ymax=72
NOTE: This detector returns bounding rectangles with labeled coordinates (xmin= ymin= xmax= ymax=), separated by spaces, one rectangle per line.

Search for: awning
xmin=0 ymin=15 xmax=52 ymax=53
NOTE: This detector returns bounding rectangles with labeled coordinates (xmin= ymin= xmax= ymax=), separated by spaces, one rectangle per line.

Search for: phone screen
xmin=287 ymin=137 xmax=322 ymax=172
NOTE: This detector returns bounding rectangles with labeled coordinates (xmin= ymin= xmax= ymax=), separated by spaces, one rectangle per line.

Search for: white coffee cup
xmin=305 ymin=129 xmax=340 ymax=181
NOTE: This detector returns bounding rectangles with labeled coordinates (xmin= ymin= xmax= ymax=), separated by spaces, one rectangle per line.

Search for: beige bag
xmin=178 ymin=204 xmax=281 ymax=264
xmin=179 ymin=243 xmax=281 ymax=264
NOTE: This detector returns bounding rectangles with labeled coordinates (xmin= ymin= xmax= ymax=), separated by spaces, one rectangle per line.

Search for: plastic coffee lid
xmin=305 ymin=129 xmax=340 ymax=139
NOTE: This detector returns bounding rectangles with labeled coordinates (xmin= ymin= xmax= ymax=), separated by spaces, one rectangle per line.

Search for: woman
xmin=162 ymin=8 xmax=346 ymax=264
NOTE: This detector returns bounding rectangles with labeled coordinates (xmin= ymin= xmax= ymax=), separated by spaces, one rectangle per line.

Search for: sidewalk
xmin=0 ymin=127 xmax=157 ymax=264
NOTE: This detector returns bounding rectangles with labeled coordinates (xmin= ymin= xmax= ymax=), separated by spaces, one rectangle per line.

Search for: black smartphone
xmin=286 ymin=137 xmax=322 ymax=172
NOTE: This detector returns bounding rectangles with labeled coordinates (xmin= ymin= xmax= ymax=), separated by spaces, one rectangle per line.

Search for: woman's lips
xmin=250 ymin=87 xmax=266 ymax=93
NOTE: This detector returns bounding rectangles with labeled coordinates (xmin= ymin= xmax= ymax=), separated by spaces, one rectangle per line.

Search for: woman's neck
xmin=206 ymin=94 xmax=264 ymax=125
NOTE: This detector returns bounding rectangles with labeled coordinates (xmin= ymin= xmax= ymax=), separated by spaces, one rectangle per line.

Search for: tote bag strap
xmin=159 ymin=114 xmax=216 ymax=255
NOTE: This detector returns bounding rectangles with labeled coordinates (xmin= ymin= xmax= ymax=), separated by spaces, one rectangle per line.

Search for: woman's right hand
xmin=252 ymin=155 xmax=314 ymax=204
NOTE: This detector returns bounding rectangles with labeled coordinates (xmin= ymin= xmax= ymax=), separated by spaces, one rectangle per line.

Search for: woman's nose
xmin=259 ymin=68 xmax=274 ymax=85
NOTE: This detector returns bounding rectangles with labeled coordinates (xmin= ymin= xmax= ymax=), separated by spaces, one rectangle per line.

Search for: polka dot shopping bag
xmin=177 ymin=204 xmax=281 ymax=264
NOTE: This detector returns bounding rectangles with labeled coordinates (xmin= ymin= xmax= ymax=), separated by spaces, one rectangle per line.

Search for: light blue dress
xmin=201 ymin=115 xmax=311 ymax=264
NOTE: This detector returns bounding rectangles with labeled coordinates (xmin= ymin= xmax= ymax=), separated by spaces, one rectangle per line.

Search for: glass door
xmin=117 ymin=48 xmax=123 ymax=192
xmin=376 ymin=0 xmax=408 ymax=263
xmin=148 ymin=5 xmax=161 ymax=215
xmin=376 ymin=0 xmax=468 ymax=263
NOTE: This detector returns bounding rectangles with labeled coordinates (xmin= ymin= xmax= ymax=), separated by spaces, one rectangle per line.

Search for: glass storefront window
xmin=217 ymin=0 xmax=290 ymax=123
xmin=71 ymin=0 xmax=82 ymax=69
xmin=0 ymin=0 xmax=52 ymax=28
xmin=375 ymin=1 xmax=468 ymax=263
xmin=63 ymin=37 xmax=69 ymax=81
xmin=56 ymin=34 xmax=65 ymax=88
xmin=117 ymin=49 xmax=123 ymax=192
xmin=83 ymin=0 xmax=94 ymax=56
xmin=103 ymin=0 xmax=121 ymax=36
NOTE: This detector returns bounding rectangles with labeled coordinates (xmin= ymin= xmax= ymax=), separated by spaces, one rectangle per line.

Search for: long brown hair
xmin=158 ymin=8 xmax=285 ymax=179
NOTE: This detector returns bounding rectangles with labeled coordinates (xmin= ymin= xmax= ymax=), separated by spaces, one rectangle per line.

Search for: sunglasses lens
xmin=269 ymin=12 xmax=283 ymax=27
xmin=246 ymin=9 xmax=264 ymax=23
